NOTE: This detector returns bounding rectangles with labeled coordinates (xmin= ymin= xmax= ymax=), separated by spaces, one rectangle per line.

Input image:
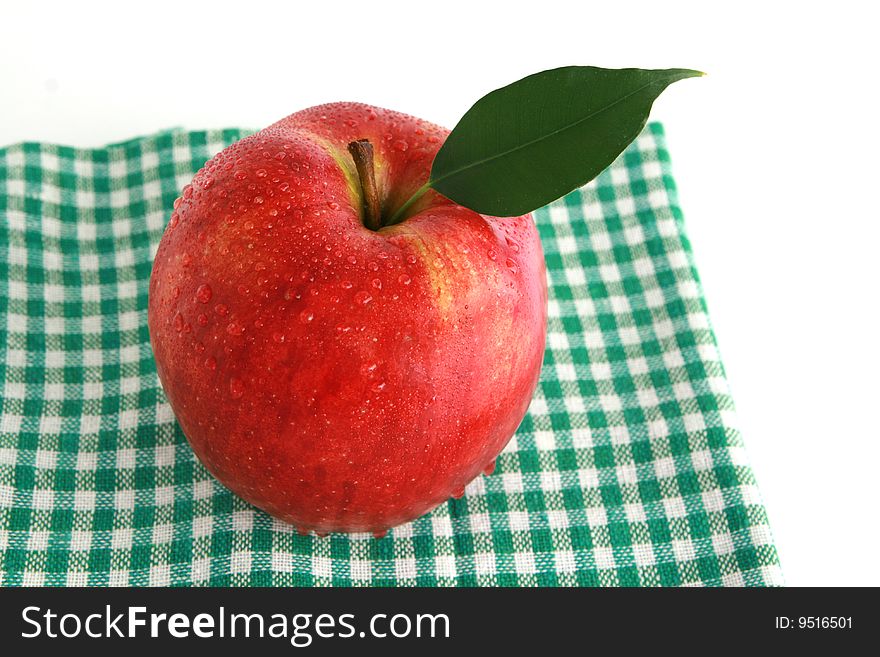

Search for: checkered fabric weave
xmin=0 ymin=123 xmax=781 ymax=587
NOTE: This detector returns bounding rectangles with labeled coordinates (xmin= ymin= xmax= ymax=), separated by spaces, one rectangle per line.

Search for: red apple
xmin=148 ymin=103 xmax=547 ymax=535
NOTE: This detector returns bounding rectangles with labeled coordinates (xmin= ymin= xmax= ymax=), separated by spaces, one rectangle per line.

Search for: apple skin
xmin=148 ymin=103 xmax=547 ymax=534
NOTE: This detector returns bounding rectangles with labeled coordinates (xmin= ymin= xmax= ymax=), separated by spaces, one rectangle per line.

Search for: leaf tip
xmin=677 ymin=68 xmax=706 ymax=79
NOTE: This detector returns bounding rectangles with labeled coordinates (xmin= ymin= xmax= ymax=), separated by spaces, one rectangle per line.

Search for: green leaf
xmin=429 ymin=66 xmax=703 ymax=217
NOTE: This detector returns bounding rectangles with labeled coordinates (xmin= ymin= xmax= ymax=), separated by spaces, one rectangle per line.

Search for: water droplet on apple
xmin=168 ymin=213 xmax=179 ymax=229
xmin=451 ymin=486 xmax=465 ymax=500
xmin=234 ymin=170 xmax=247 ymax=180
xmin=182 ymin=184 xmax=193 ymax=199
xmin=398 ymin=274 xmax=411 ymax=286
xmin=483 ymin=459 xmax=497 ymax=475
xmin=371 ymin=278 xmax=382 ymax=290
xmin=371 ymin=381 xmax=386 ymax=393
xmin=196 ymin=283 xmax=212 ymax=304
xmin=272 ymin=331 xmax=285 ymax=343
xmin=204 ymin=356 xmax=216 ymax=371
xmin=347 ymin=255 xmax=357 ymax=265
xmin=360 ymin=362 xmax=377 ymax=377
xmin=406 ymin=254 xmax=417 ymax=264
xmin=253 ymin=196 xmax=264 ymax=204
xmin=354 ymin=291 xmax=373 ymax=305
xmin=372 ymin=529 xmax=388 ymax=539
xmin=255 ymin=168 xmax=267 ymax=177
xmin=226 ymin=321 xmax=244 ymax=336
xmin=197 ymin=313 xmax=208 ymax=326
xmin=201 ymin=177 xmax=214 ymax=190
xmin=340 ymin=280 xmax=353 ymax=289
xmin=327 ymin=201 xmax=340 ymax=210
xmin=299 ymin=309 xmax=314 ymax=324
xmin=215 ymin=303 xmax=228 ymax=316
xmin=393 ymin=140 xmax=408 ymax=152
xmin=505 ymin=258 xmax=518 ymax=274
xmin=173 ymin=312 xmax=184 ymax=332
xmin=229 ymin=377 xmax=244 ymax=399
xmin=488 ymin=249 xmax=498 ymax=260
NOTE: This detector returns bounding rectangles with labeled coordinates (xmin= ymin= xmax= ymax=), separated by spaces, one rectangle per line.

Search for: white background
xmin=3 ymin=1 xmax=878 ymax=586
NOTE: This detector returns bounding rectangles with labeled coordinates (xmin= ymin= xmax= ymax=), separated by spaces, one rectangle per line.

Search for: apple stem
xmin=386 ymin=182 xmax=431 ymax=227
xmin=347 ymin=140 xmax=382 ymax=231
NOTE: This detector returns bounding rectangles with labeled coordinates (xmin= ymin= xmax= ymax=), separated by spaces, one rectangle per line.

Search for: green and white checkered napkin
xmin=0 ymin=123 xmax=782 ymax=587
